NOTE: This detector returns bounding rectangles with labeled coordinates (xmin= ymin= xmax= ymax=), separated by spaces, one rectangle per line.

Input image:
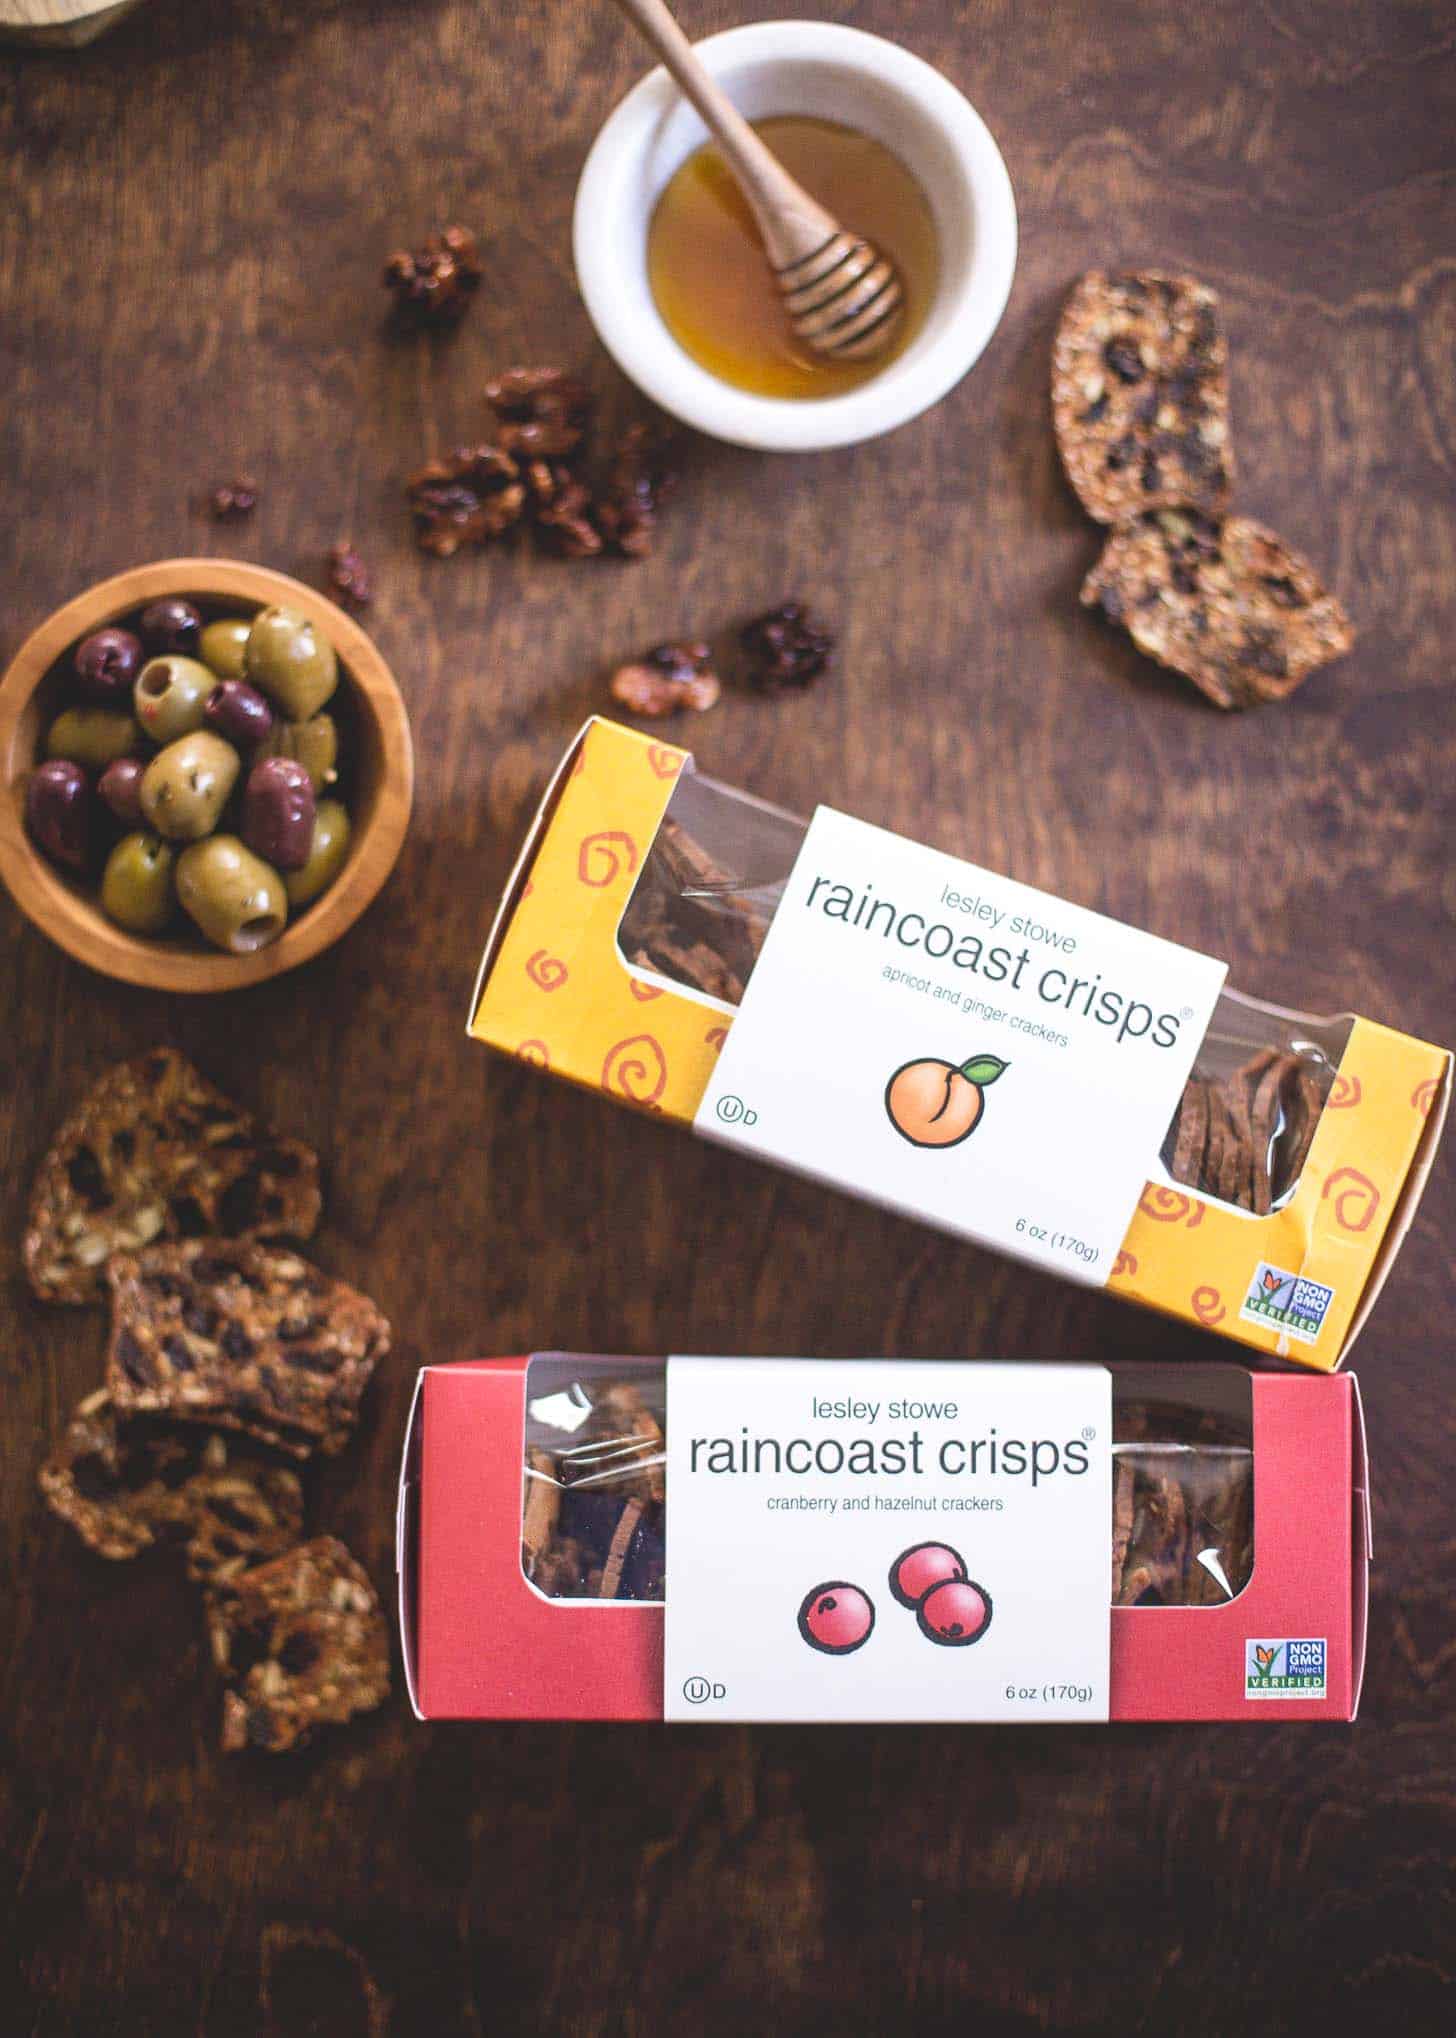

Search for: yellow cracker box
xmin=469 ymin=719 xmax=1448 ymax=1369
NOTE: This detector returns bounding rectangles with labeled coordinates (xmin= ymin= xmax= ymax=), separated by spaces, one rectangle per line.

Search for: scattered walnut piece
xmin=523 ymin=458 xmax=602 ymax=559
xmin=595 ymin=421 xmax=677 ymax=558
xmin=206 ymin=477 xmax=259 ymax=521
xmin=382 ymin=225 xmax=483 ymax=325
xmin=609 ymin=640 xmax=720 ymax=718
xmin=324 ymin=541 xmax=373 ymax=610
xmin=740 ymin=599 xmax=834 ymax=690
xmin=406 ymin=445 xmax=525 ymax=557
xmin=408 ymin=369 xmax=675 ymax=563
xmin=485 ymin=368 xmax=594 ymax=460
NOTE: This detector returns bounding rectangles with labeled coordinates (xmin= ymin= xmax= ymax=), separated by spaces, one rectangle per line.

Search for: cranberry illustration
xmin=797 ymin=1581 xmax=875 ymax=1656
xmin=916 ymin=1577 xmax=992 ymax=1647
xmin=889 ymin=1541 xmax=967 ymax=1610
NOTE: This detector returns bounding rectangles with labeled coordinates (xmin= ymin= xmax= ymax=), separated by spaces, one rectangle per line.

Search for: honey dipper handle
xmin=610 ymin=0 xmax=841 ymax=270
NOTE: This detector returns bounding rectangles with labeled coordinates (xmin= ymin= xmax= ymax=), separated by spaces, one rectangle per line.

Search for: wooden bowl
xmin=0 ymin=560 xmax=414 ymax=992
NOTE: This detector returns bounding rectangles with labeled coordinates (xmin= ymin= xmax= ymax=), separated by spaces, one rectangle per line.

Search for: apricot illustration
xmin=885 ymin=1052 xmax=1008 ymax=1148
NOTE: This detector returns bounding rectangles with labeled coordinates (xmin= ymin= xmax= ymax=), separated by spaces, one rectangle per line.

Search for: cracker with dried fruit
xmin=1082 ymin=509 xmax=1354 ymax=709
xmin=39 ymin=1389 xmax=304 ymax=1584
xmin=106 ymin=1238 xmax=389 ymax=1458
xmin=1053 ymin=270 xmax=1234 ymax=524
xmin=24 ymin=1050 xmax=321 ymax=1306
xmin=208 ymin=1536 xmax=390 ymax=1753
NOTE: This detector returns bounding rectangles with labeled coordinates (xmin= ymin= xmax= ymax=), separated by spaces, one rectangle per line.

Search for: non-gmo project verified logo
xmin=1238 ymin=1261 xmax=1335 ymax=1346
xmin=1245 ymin=1638 xmax=1327 ymax=1700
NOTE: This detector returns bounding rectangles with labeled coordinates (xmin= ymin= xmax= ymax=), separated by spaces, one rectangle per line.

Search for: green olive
xmin=284 ymin=798 xmax=351 ymax=908
xmin=100 ymin=832 xmax=177 ymax=935
xmin=245 ymin=606 xmax=338 ymax=720
xmin=176 ymin=836 xmax=288 ymax=954
xmin=134 ymin=656 xmax=218 ymax=744
xmin=45 ymin=707 xmax=139 ymax=771
xmin=139 ymin=731 xmax=240 ymax=841
xmin=198 ymin=617 xmax=253 ymax=680
xmin=259 ymin=711 xmax=339 ymax=792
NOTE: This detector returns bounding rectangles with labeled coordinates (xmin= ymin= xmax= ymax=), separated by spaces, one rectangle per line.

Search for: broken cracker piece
xmin=25 ymin=1050 xmax=321 ymax=1306
xmin=38 ymin=1388 xmax=303 ymax=1583
xmin=209 ymin=1536 xmax=390 ymax=1753
xmin=1082 ymin=509 xmax=1354 ymax=709
xmin=106 ymin=1238 xmax=389 ymax=1458
xmin=1053 ymin=269 xmax=1234 ymax=524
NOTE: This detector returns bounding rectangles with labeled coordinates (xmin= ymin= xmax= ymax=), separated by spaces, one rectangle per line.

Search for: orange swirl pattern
xmin=1328 ymin=1073 xmax=1361 ymax=1108
xmin=602 ymin=1033 xmax=668 ymax=1107
xmin=1112 ymin=1249 xmax=1138 ymax=1278
xmin=647 ymin=744 xmax=684 ymax=780
xmin=1412 ymin=1077 xmax=1439 ymax=1116
xmin=1322 ymin=1165 xmax=1379 ymax=1234
xmin=525 ymin=949 xmax=568 ymax=992
xmin=516 ymin=1039 xmax=550 ymax=1067
xmin=1191 ymin=1285 xmax=1225 ymax=1328
xmin=578 ymin=830 xmax=637 ymax=889
xmin=1137 ymin=1185 xmax=1195 ymax=1225
xmin=705 ymin=1026 xmax=728 ymax=1052
xmin=629 ymin=976 xmax=664 ymax=1002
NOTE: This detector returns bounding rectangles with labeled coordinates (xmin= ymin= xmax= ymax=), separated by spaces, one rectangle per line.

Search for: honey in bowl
xmin=647 ymin=116 xmax=939 ymax=400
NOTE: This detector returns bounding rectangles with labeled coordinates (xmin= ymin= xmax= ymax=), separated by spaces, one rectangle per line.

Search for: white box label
xmin=664 ymin=1358 xmax=1112 ymax=1724
xmin=695 ymin=808 xmax=1226 ymax=1284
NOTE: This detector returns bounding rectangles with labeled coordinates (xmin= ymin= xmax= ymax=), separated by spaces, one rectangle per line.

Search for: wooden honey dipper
xmin=612 ymin=0 xmax=905 ymax=361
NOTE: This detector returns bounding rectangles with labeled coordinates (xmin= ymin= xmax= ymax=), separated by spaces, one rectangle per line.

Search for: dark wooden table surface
xmin=3 ymin=2 xmax=1454 ymax=2030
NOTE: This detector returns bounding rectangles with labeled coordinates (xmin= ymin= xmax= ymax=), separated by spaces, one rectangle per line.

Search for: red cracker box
xmin=398 ymin=1356 xmax=1370 ymax=1724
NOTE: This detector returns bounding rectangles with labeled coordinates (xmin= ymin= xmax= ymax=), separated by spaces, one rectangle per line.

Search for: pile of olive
xmin=26 ymin=598 xmax=352 ymax=955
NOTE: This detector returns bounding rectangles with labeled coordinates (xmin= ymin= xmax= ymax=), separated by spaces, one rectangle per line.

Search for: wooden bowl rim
xmin=0 ymin=558 xmax=414 ymax=992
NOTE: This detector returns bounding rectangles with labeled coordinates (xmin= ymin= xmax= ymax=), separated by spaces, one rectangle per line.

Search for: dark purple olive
xmin=26 ymin=759 xmax=92 ymax=871
xmin=73 ymin=626 xmax=144 ymax=704
xmin=98 ymin=755 xmax=147 ymax=827
xmin=204 ymin=678 xmax=275 ymax=752
xmin=138 ymin=597 xmax=202 ymax=656
xmin=241 ymin=756 xmax=315 ymax=871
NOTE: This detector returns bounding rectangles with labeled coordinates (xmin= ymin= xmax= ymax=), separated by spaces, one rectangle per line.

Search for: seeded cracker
xmin=39 ymin=1388 xmax=304 ymax=1582
xmin=1052 ymin=270 xmax=1234 ymax=524
xmin=106 ymin=1238 xmax=389 ymax=1458
xmin=24 ymin=1050 xmax=321 ymax=1306
xmin=1082 ymin=510 xmax=1354 ymax=709
xmin=208 ymin=1537 xmax=390 ymax=1753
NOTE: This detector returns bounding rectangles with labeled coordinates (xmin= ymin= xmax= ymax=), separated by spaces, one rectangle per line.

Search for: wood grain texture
xmin=1 ymin=1 xmax=1453 ymax=2031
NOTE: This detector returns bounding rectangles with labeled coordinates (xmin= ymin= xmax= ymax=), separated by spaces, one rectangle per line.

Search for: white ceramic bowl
xmin=574 ymin=20 xmax=1017 ymax=453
